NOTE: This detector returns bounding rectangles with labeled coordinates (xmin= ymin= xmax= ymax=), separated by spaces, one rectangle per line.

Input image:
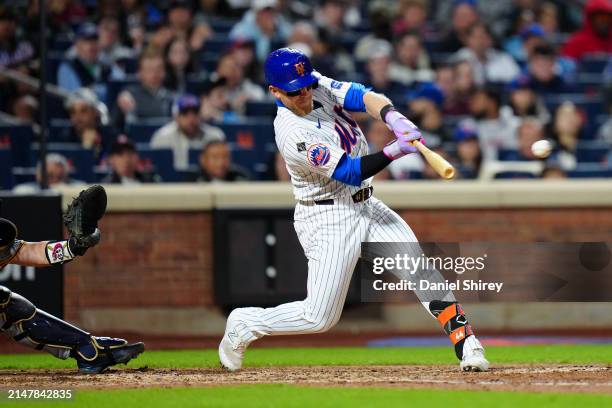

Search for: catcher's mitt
xmin=64 ymin=185 xmax=107 ymax=255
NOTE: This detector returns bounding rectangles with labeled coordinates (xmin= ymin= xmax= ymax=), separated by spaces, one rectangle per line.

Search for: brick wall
xmin=64 ymin=212 xmax=213 ymax=321
xmin=64 ymin=207 xmax=612 ymax=326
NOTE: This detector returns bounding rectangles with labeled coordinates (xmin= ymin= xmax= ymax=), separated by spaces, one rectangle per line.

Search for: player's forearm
xmin=12 ymin=241 xmax=55 ymax=267
xmin=363 ymin=92 xmax=393 ymax=121
xmin=14 ymin=239 xmax=81 ymax=267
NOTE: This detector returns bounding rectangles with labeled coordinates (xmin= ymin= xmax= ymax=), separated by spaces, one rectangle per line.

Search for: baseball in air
xmin=531 ymin=140 xmax=552 ymax=158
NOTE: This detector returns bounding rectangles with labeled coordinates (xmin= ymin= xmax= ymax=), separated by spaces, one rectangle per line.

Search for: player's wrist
xmin=45 ymin=240 xmax=76 ymax=265
xmin=380 ymin=104 xmax=396 ymax=123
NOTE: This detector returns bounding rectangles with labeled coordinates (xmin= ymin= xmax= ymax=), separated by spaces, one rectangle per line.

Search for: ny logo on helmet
xmin=294 ymin=62 xmax=306 ymax=76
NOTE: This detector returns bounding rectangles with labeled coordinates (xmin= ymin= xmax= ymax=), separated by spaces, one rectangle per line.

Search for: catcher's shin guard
xmin=0 ymin=286 xmax=145 ymax=373
xmin=0 ymin=286 xmax=91 ymax=359
xmin=429 ymin=300 xmax=474 ymax=360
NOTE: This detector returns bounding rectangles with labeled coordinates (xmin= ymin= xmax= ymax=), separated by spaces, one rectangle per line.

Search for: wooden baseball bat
xmin=410 ymin=140 xmax=456 ymax=180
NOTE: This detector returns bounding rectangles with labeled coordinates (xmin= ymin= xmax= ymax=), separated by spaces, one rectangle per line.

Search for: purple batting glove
xmin=385 ymin=110 xmax=420 ymax=139
xmin=382 ymin=131 xmax=423 ymax=160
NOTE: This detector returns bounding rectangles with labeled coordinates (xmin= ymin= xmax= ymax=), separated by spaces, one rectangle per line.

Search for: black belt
xmin=314 ymin=187 xmax=373 ymax=205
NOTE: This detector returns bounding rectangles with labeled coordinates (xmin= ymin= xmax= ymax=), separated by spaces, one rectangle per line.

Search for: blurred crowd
xmin=0 ymin=0 xmax=611 ymax=189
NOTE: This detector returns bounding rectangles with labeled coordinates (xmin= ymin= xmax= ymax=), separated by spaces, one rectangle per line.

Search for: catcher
xmin=0 ymin=185 xmax=144 ymax=374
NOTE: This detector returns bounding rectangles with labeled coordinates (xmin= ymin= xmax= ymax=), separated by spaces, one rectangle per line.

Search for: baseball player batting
xmin=0 ymin=186 xmax=144 ymax=374
xmin=219 ymin=48 xmax=489 ymax=372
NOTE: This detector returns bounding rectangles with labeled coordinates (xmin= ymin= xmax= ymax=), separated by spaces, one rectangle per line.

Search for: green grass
xmin=1 ymin=385 xmax=611 ymax=408
xmin=1 ymin=344 xmax=612 ymax=370
xmin=2 ymin=346 xmax=612 ymax=407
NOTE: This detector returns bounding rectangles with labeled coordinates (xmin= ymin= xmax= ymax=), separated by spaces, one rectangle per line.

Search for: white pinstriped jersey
xmin=274 ymin=73 xmax=372 ymax=202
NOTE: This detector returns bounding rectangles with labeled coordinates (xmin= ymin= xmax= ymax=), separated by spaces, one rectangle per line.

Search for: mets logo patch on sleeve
xmin=307 ymin=144 xmax=331 ymax=167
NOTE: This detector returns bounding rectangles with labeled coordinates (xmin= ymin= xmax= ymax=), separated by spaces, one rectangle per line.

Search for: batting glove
xmin=385 ymin=110 xmax=419 ymax=140
xmin=383 ymin=131 xmax=422 ymax=160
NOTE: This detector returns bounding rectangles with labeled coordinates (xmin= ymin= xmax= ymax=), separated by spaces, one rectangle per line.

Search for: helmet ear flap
xmin=0 ymin=218 xmax=18 ymax=248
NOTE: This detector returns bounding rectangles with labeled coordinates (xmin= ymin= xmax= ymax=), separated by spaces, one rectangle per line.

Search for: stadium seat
xmin=576 ymin=141 xmax=610 ymax=163
xmin=0 ymin=125 xmax=34 ymax=167
xmin=567 ymin=164 xmax=612 ymax=178
xmin=0 ymin=148 xmax=15 ymax=190
xmin=188 ymin=148 xmax=201 ymax=166
xmin=126 ymin=121 xmax=167 ymax=143
xmin=497 ymin=149 xmax=523 ymax=161
xmin=46 ymin=52 xmax=64 ymax=86
xmin=136 ymin=146 xmax=177 ymax=182
xmin=202 ymin=35 xmax=231 ymax=53
xmin=209 ymin=18 xmax=238 ymax=34
xmin=245 ymin=101 xmax=277 ymax=117
xmin=578 ymin=55 xmax=611 ymax=74
xmin=226 ymin=143 xmax=273 ymax=179
xmin=199 ymin=53 xmax=220 ymax=72
xmin=11 ymin=167 xmax=36 ymax=186
xmin=219 ymin=120 xmax=275 ymax=148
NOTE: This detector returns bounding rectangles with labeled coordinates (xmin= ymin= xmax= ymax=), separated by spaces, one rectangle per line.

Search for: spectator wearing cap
xmin=363 ymin=40 xmax=410 ymax=103
xmin=468 ymin=86 xmax=520 ymax=161
xmin=151 ymin=93 xmax=225 ymax=170
xmin=57 ymin=23 xmax=112 ymax=96
xmin=187 ymin=140 xmax=251 ymax=182
xmin=389 ymin=31 xmax=435 ymax=86
xmin=561 ymin=0 xmax=612 ymax=60
xmin=101 ymin=137 xmax=162 ymax=185
xmin=116 ymin=50 xmax=175 ymax=125
xmin=59 ymin=89 xmax=112 ymax=163
xmin=166 ymin=0 xmax=213 ymax=53
xmin=439 ymin=0 xmax=481 ymax=53
xmin=407 ymin=83 xmax=448 ymax=145
xmin=453 ymin=22 xmax=520 ymax=85
xmin=199 ymin=77 xmax=240 ymax=124
xmin=212 ymin=52 xmax=265 ymax=114
xmin=13 ymin=153 xmax=85 ymax=194
xmin=504 ymin=23 xmax=546 ymax=65
xmin=229 ymin=0 xmax=291 ymax=63
xmin=520 ymin=43 xmax=575 ymax=96
xmin=453 ymin=121 xmax=482 ymax=179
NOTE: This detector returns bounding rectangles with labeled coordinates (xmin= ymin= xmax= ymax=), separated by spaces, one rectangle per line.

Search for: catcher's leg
xmin=0 ymin=286 xmax=144 ymax=374
xmin=219 ymin=203 xmax=368 ymax=370
xmin=365 ymin=198 xmax=489 ymax=371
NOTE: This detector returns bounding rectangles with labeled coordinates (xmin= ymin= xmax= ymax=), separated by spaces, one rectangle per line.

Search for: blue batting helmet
xmin=264 ymin=48 xmax=318 ymax=92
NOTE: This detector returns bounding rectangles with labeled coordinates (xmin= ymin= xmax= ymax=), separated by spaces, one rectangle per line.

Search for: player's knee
xmin=0 ymin=291 xmax=35 ymax=323
xmin=309 ymin=310 xmax=341 ymax=333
